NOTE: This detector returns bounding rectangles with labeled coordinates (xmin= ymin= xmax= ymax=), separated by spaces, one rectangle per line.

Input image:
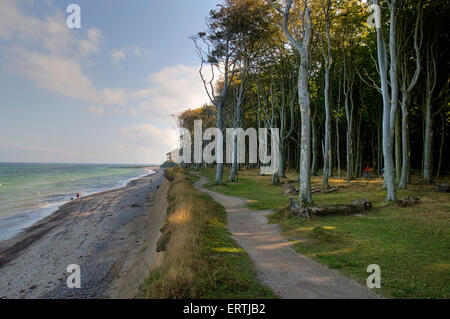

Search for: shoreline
xmin=0 ymin=166 xmax=158 ymax=242
xmin=0 ymin=167 xmax=168 ymax=299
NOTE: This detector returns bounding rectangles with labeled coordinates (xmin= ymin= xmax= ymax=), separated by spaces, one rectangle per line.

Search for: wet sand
xmin=0 ymin=168 xmax=168 ymax=299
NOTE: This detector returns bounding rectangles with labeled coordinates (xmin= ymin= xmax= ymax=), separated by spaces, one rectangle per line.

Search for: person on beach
xmin=76 ymin=193 xmax=80 ymax=199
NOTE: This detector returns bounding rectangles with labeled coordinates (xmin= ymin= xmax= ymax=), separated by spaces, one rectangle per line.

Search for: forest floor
xmin=200 ymin=167 xmax=449 ymax=299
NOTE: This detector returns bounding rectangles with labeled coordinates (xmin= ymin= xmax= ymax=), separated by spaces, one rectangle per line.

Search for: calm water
xmin=0 ymin=163 xmax=156 ymax=241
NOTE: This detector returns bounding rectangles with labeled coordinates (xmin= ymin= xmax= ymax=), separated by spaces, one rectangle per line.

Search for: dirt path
xmin=194 ymin=176 xmax=381 ymax=299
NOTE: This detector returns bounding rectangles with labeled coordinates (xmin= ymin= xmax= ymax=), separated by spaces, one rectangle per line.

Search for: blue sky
xmin=0 ymin=0 xmax=216 ymax=164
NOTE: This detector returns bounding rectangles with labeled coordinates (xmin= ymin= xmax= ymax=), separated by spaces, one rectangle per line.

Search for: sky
xmin=0 ymin=0 xmax=217 ymax=164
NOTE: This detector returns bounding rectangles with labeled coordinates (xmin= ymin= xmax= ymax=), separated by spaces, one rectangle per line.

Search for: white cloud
xmin=110 ymin=49 xmax=126 ymax=68
xmin=109 ymin=45 xmax=152 ymax=68
xmin=0 ymin=0 xmax=103 ymax=58
xmin=11 ymin=46 xmax=99 ymax=102
xmin=1 ymin=0 xmax=209 ymax=116
xmin=1 ymin=0 xmax=210 ymax=162
xmin=79 ymin=28 xmax=104 ymax=58
xmin=138 ymin=65 xmax=210 ymax=118
xmin=0 ymin=0 xmax=137 ymax=107
xmin=127 ymin=45 xmax=152 ymax=57
xmin=9 ymin=46 xmax=138 ymax=107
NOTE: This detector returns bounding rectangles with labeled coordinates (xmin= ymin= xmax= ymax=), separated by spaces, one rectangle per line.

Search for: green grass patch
xmin=200 ymin=167 xmax=450 ymax=299
xmin=138 ymin=168 xmax=276 ymax=299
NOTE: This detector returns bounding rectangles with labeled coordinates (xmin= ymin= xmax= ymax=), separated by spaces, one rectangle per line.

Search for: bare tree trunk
xmin=298 ymin=43 xmax=313 ymax=203
xmin=423 ymin=92 xmax=433 ymax=183
xmin=229 ymin=72 xmax=246 ymax=182
xmin=311 ymin=105 xmax=319 ymax=176
xmin=323 ymin=66 xmax=331 ymax=186
xmin=423 ymin=34 xmax=437 ymax=184
xmin=377 ymin=117 xmax=381 ymax=175
xmin=215 ymin=104 xmax=225 ymax=184
xmin=268 ymin=0 xmax=312 ymax=203
xmin=374 ymin=0 xmax=397 ymax=202
xmin=336 ymin=119 xmax=341 ymax=179
xmin=436 ymin=115 xmax=445 ymax=179
xmin=278 ymin=63 xmax=296 ymax=179
xmin=398 ymin=2 xmax=422 ymax=189
xmin=320 ymin=0 xmax=333 ymax=187
xmin=395 ymin=110 xmax=401 ymax=184
xmin=336 ymin=80 xmax=342 ymax=180
xmin=399 ymin=93 xmax=411 ymax=188
xmin=343 ymin=51 xmax=354 ymax=184
xmin=355 ymin=112 xmax=362 ymax=177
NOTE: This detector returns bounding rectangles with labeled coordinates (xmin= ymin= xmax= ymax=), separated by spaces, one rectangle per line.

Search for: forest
xmin=175 ymin=0 xmax=449 ymax=203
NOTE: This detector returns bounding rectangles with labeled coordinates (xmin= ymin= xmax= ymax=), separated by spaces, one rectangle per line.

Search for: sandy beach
xmin=0 ymin=168 xmax=168 ymax=299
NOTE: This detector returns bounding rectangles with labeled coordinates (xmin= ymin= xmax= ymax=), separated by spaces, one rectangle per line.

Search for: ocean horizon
xmin=0 ymin=162 xmax=159 ymax=241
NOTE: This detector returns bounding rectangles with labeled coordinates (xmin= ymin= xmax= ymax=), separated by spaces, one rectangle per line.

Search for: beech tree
xmin=267 ymin=0 xmax=313 ymax=203
xmin=183 ymin=0 xmax=450 ymax=199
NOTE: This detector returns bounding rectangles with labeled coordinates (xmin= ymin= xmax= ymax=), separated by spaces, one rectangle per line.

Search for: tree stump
xmin=283 ymin=183 xmax=299 ymax=195
xmin=288 ymin=198 xmax=310 ymax=220
xmin=397 ymin=196 xmax=421 ymax=207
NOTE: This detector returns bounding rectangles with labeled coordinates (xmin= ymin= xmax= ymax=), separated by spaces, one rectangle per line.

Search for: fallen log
xmin=288 ymin=198 xmax=373 ymax=218
xmin=352 ymin=198 xmax=373 ymax=210
xmin=311 ymin=187 xmax=339 ymax=194
xmin=309 ymin=205 xmax=362 ymax=216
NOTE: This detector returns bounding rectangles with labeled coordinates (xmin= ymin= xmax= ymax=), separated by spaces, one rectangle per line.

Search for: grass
xmin=200 ymin=166 xmax=450 ymax=299
xmin=138 ymin=168 xmax=276 ymax=299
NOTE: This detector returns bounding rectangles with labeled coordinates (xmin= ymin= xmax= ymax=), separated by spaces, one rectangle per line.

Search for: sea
xmin=0 ymin=163 xmax=157 ymax=241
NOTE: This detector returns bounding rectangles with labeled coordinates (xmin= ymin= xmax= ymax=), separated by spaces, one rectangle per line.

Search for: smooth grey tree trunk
xmin=398 ymin=2 xmax=422 ymax=189
xmin=436 ymin=115 xmax=445 ymax=179
xmin=311 ymin=105 xmax=319 ymax=176
xmin=395 ymin=111 xmax=401 ymax=183
xmin=229 ymin=74 xmax=246 ymax=182
xmin=323 ymin=66 xmax=331 ymax=186
xmin=343 ymin=51 xmax=354 ymax=185
xmin=268 ymin=0 xmax=313 ymax=203
xmin=423 ymin=34 xmax=437 ymax=184
xmin=374 ymin=0 xmax=397 ymax=202
xmin=320 ymin=1 xmax=332 ymax=187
